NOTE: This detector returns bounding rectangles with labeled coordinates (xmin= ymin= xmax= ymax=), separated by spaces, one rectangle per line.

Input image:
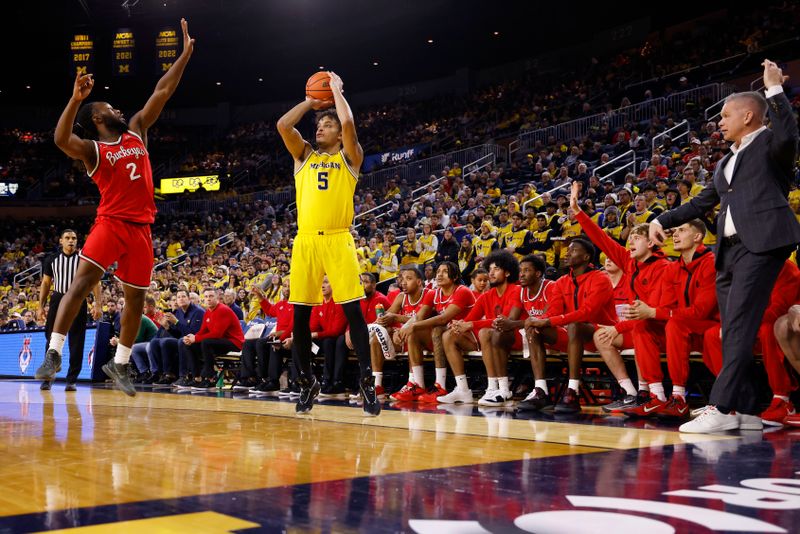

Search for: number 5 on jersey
xmin=317 ymin=171 xmax=328 ymax=190
xmin=127 ymin=162 xmax=141 ymax=181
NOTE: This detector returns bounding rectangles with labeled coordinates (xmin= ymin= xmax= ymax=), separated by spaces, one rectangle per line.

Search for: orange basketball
xmin=306 ymin=71 xmax=333 ymax=102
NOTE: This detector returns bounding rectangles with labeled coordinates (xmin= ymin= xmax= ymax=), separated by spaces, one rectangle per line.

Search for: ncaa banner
xmin=112 ymin=28 xmax=135 ymax=76
xmin=155 ymin=27 xmax=179 ymax=73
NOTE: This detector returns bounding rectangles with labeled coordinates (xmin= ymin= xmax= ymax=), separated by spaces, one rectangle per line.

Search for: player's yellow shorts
xmin=289 ymin=229 xmax=365 ymax=306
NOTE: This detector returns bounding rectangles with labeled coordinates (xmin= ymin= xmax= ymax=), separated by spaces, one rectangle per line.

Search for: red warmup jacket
xmin=544 ymin=268 xmax=616 ymax=327
xmin=763 ymin=260 xmax=800 ymax=324
xmin=577 ymin=210 xmax=670 ymax=304
xmin=464 ymin=283 xmax=522 ymax=330
xmin=615 ymin=246 xmax=718 ymax=333
xmin=310 ymin=298 xmax=348 ymax=339
xmin=194 ymin=302 xmax=245 ymax=349
xmin=260 ymin=299 xmax=294 ymax=341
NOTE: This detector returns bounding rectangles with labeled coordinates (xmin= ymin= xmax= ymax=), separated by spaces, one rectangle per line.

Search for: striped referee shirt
xmin=43 ymin=252 xmax=80 ymax=294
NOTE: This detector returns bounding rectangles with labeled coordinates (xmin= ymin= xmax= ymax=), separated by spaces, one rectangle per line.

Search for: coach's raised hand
xmin=762 ymin=59 xmax=788 ymax=89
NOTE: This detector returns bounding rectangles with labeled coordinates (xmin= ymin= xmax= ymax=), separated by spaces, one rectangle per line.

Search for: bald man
xmin=651 ymin=59 xmax=800 ymax=433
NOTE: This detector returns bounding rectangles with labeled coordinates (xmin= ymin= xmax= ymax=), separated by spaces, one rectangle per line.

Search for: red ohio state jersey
xmin=89 ymin=131 xmax=156 ymax=224
xmin=400 ymin=289 xmax=428 ymax=321
xmin=521 ymin=279 xmax=553 ymax=319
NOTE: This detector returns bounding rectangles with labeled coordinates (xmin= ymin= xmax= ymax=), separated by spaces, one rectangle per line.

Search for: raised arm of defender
xmin=54 ymin=73 xmax=96 ymax=170
xmin=129 ymin=18 xmax=195 ymax=143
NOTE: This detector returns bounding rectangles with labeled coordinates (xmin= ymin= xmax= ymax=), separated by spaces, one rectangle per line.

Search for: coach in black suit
xmin=651 ymin=60 xmax=800 ymax=433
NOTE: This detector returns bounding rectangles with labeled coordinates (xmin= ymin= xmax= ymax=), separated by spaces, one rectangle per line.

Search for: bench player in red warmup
xmin=35 ymin=19 xmax=195 ymax=396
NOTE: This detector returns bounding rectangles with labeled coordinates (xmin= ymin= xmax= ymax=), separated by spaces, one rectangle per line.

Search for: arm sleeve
xmin=42 ymin=256 xmax=53 ymax=278
xmin=259 ymin=299 xmax=276 ymax=317
xmin=655 ymin=182 xmax=720 ymax=230
xmin=576 ymin=210 xmax=629 ymax=272
xmin=765 ymin=88 xmax=799 ymax=175
xmin=194 ymin=310 xmax=210 ymax=338
xmin=464 ymin=294 xmax=488 ymax=325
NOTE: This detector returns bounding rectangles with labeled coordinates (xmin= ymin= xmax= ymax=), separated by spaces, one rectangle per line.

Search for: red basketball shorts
xmin=80 ymin=216 xmax=153 ymax=290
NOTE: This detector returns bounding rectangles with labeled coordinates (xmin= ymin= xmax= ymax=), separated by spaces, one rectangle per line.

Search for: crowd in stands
xmin=2 ymin=3 xmax=796 ymax=203
xmin=2 ymin=2 xmax=800 ymax=427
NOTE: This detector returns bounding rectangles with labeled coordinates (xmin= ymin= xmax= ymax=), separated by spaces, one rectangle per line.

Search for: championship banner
xmin=70 ymin=32 xmax=94 ymax=76
xmin=112 ymin=28 xmax=135 ymax=76
xmin=155 ymin=27 xmax=179 ymax=73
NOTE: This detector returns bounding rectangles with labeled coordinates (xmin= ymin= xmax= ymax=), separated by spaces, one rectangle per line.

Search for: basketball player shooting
xmin=277 ymin=71 xmax=380 ymax=416
xmin=35 ymin=18 xmax=195 ymax=396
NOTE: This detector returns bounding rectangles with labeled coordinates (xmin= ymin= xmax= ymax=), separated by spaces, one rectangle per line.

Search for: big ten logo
xmin=410 ymin=474 xmax=800 ymax=533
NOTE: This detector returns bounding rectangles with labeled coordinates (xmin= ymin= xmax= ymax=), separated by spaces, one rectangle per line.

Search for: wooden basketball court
xmin=0 ymin=380 xmax=797 ymax=532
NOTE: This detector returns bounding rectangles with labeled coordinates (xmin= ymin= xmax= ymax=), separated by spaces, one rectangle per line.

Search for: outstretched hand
xmin=762 ymin=59 xmax=788 ymax=89
xmin=181 ymin=18 xmax=195 ymax=57
xmin=569 ymin=181 xmax=581 ymax=212
xmin=72 ymin=73 xmax=94 ymax=102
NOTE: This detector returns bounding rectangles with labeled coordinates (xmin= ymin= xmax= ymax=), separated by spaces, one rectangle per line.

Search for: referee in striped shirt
xmin=38 ymin=229 xmax=102 ymax=391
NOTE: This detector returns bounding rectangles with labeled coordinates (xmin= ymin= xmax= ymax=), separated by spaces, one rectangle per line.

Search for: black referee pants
xmin=45 ymin=292 xmax=88 ymax=384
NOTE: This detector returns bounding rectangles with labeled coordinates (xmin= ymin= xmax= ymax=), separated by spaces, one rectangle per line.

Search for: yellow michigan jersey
xmin=289 ymin=149 xmax=364 ymax=305
xmin=295 ymin=150 xmax=358 ymax=232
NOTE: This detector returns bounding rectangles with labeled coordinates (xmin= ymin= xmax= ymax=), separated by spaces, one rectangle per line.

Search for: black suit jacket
xmin=657 ymin=91 xmax=800 ymax=264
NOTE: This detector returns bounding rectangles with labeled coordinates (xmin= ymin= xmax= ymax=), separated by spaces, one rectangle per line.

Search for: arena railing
xmin=203 ymin=232 xmax=236 ymax=254
xmin=152 ymin=253 xmax=189 ymax=273
xmin=592 ymin=150 xmax=637 ymax=185
xmin=510 ymin=83 xmax=733 ymax=157
xmin=651 ymin=119 xmax=690 ymax=152
xmin=13 ymin=264 xmax=41 ymax=288
xmin=521 ymin=181 xmax=574 ymax=213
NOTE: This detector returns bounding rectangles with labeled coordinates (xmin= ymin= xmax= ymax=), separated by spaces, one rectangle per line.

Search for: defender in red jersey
xmin=35 ymin=19 xmax=194 ymax=397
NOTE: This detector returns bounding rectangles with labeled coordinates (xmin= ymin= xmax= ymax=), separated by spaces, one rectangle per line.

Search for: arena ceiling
xmin=3 ymin=0 xmax=727 ymax=108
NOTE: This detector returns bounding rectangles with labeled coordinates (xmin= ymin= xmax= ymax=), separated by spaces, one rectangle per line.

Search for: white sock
xmin=455 ymin=374 xmax=469 ymax=391
xmin=435 ymin=367 xmax=446 ymax=387
xmin=535 ymin=379 xmax=548 ymax=392
xmin=487 ymin=377 xmax=499 ymax=391
xmin=776 ymin=395 xmax=790 ymax=402
xmin=412 ymin=366 xmax=425 ymax=388
xmin=568 ymin=379 xmax=580 ymax=392
xmin=672 ymin=385 xmax=686 ymax=400
xmin=114 ymin=344 xmax=132 ymax=365
xmin=48 ymin=333 xmax=66 ymax=354
xmin=373 ymin=372 xmax=383 ymax=388
xmin=638 ymin=381 xmax=649 ymax=392
xmin=650 ymin=382 xmax=666 ymax=401
xmin=408 ymin=372 xmax=414 ymax=384
xmin=498 ymin=376 xmax=510 ymax=393
xmin=619 ymin=378 xmax=637 ymax=397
